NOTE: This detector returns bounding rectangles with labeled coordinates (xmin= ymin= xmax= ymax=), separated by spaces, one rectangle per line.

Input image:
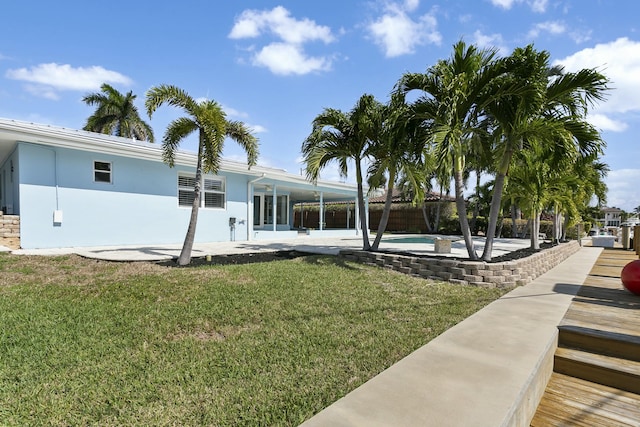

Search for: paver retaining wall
xmin=339 ymin=240 xmax=581 ymax=288
xmin=0 ymin=212 xmax=20 ymax=249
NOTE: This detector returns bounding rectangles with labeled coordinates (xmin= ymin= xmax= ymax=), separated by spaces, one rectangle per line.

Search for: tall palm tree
xmin=507 ymin=135 xmax=605 ymax=249
xmin=368 ymin=94 xmax=428 ymax=250
xmin=558 ymin=156 xmax=608 ymax=240
xmin=398 ymin=40 xmax=512 ymax=260
xmin=302 ymin=94 xmax=381 ymax=250
xmin=146 ymin=85 xmax=258 ymax=265
xmin=466 ymin=121 xmax=494 ymax=235
xmin=482 ymin=47 xmax=609 ymax=259
xmin=83 ymin=83 xmax=154 ymax=142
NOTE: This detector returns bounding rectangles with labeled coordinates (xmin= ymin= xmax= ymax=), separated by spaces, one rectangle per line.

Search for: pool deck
xmin=4 ymin=234 xmax=532 ymax=261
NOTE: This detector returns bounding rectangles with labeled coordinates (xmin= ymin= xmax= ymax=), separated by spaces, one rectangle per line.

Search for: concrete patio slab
xmin=11 ymin=234 xmax=532 ymax=262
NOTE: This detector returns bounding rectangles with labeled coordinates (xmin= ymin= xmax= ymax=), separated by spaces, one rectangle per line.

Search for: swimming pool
xmin=383 ymin=235 xmax=437 ymax=244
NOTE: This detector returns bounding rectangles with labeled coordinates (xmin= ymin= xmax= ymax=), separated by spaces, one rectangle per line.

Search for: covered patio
xmin=246 ymin=171 xmax=368 ymax=241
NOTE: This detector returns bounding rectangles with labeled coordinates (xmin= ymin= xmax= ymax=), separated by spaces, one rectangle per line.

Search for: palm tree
xmin=302 ymin=94 xmax=380 ymax=250
xmin=466 ymin=124 xmax=494 ymax=235
xmin=507 ymin=134 xmax=606 ymax=249
xmin=559 ymin=156 xmax=608 ymax=240
xmin=368 ymin=94 xmax=428 ymax=250
xmin=398 ymin=40 xmax=512 ymax=260
xmin=482 ymin=47 xmax=609 ymax=259
xmin=145 ymin=85 xmax=258 ymax=265
xmin=83 ymin=83 xmax=154 ymax=142
xmin=396 ymin=152 xmax=437 ymax=232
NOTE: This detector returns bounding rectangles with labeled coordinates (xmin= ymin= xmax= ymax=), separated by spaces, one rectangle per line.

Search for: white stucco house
xmin=600 ymin=206 xmax=623 ymax=228
xmin=0 ymin=118 xmax=365 ymax=249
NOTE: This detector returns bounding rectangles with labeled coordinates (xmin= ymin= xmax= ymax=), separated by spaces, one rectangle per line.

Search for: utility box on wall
xmin=53 ymin=210 xmax=63 ymax=225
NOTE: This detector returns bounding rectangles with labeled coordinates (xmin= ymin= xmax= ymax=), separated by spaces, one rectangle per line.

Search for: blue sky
xmin=1 ymin=0 xmax=639 ymax=210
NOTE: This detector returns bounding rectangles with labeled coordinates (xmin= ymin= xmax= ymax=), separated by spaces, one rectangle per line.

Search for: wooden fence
xmin=293 ymin=206 xmax=434 ymax=233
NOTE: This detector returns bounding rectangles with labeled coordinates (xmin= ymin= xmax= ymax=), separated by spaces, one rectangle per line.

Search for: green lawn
xmin=0 ymin=253 xmax=506 ymax=426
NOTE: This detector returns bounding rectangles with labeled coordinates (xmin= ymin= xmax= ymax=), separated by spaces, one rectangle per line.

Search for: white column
xmin=355 ymin=197 xmax=360 ymax=235
xmin=272 ymin=185 xmax=277 ymax=232
xmin=319 ymin=192 xmax=324 ymax=231
xmin=346 ymin=205 xmax=350 ymax=229
xmin=365 ymin=196 xmax=370 ymax=232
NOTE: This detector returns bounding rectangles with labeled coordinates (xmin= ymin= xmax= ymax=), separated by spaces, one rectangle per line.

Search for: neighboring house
xmin=600 ymin=207 xmax=624 ymax=228
xmin=0 ymin=119 xmax=362 ymax=249
xmin=622 ymin=214 xmax=640 ymax=227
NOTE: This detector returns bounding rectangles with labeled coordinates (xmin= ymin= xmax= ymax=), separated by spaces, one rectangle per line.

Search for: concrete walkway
xmin=6 ymin=235 xmax=531 ymax=261
xmin=301 ymin=246 xmax=603 ymax=427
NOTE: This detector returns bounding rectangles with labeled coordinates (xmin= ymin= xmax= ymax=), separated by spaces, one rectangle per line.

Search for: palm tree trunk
xmin=470 ymin=170 xmax=481 ymax=234
xmin=454 ymin=156 xmax=477 ymax=260
xmin=530 ymin=212 xmax=540 ymax=250
xmin=372 ymin=167 xmax=396 ymax=250
xmin=510 ymin=203 xmax=518 ymax=238
xmin=355 ymin=159 xmax=371 ymax=250
xmin=435 ymin=185 xmax=443 ymax=231
xmin=177 ymin=134 xmax=204 ymax=265
xmin=421 ymin=201 xmax=433 ymax=232
xmin=482 ymin=150 xmax=511 ymax=261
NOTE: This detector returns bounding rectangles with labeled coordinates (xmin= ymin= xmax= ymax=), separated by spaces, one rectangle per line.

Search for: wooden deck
xmin=531 ymin=248 xmax=640 ymax=426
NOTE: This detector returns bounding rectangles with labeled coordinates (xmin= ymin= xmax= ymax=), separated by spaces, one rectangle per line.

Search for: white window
xmin=178 ymin=174 xmax=197 ymax=207
xmin=203 ymin=177 xmax=225 ymax=208
xmin=94 ymin=161 xmax=112 ymax=183
xmin=178 ymin=173 xmax=225 ymax=209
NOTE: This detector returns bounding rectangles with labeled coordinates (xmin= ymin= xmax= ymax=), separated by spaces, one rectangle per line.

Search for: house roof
xmin=0 ymin=117 xmax=358 ymax=199
xmin=602 ymin=207 xmax=624 ymax=213
xmin=368 ymin=188 xmax=455 ymax=204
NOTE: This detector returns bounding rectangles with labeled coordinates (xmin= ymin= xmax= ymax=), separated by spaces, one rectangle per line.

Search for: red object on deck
xmin=621 ymin=260 xmax=640 ymax=295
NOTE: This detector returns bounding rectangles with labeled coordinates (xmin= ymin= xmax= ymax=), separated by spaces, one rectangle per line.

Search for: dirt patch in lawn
xmin=157 ymin=250 xmax=311 ymax=267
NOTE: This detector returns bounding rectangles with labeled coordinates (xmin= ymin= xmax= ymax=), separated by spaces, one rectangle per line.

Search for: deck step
xmin=554 ymin=347 xmax=640 ymax=395
xmin=559 ymin=325 xmax=640 ymax=362
xmin=531 ymin=372 xmax=640 ymax=427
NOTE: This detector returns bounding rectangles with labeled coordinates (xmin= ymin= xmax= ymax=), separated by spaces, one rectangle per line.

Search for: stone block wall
xmin=0 ymin=212 xmax=20 ymax=249
xmin=339 ymin=240 xmax=581 ymax=288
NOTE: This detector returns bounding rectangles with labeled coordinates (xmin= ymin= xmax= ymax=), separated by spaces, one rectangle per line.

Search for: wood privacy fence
xmin=293 ymin=206 xmax=432 ymax=233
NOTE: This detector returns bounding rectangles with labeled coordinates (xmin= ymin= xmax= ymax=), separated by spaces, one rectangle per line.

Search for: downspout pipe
xmin=30 ymin=143 xmax=59 ymax=210
xmin=247 ymin=173 xmax=266 ymax=241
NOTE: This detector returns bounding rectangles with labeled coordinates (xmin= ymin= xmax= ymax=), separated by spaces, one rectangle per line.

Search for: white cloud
xmin=489 ymin=0 xmax=548 ymax=12
xmin=248 ymin=124 xmax=267 ymax=134
xmin=472 ymin=30 xmax=509 ymax=56
xmin=554 ymin=38 xmax=640 ymax=116
xmin=229 ymin=6 xmax=335 ymax=75
xmin=527 ymin=20 xmax=566 ymax=39
xmin=229 ymin=6 xmax=334 ymax=45
xmin=588 ymin=113 xmax=628 ymax=132
xmin=606 ymin=169 xmax=640 ymax=211
xmin=253 ymin=43 xmax=332 ymax=75
xmin=24 ymin=84 xmax=60 ymax=100
xmin=529 ymin=0 xmax=549 ymax=13
xmin=368 ymin=2 xmax=441 ymax=57
xmin=222 ymin=105 xmax=249 ymax=119
xmin=5 ymin=63 xmax=131 ymax=91
xmin=404 ymin=0 xmax=420 ymax=12
xmin=5 ymin=63 xmax=131 ymax=99
xmin=569 ymin=29 xmax=592 ymax=44
xmin=490 ymin=0 xmax=517 ymax=9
